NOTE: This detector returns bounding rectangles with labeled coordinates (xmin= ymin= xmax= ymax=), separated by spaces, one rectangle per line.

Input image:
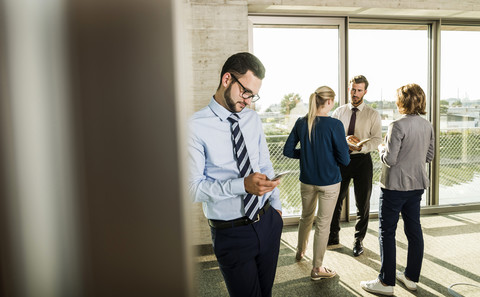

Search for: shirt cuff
xmin=269 ymin=197 xmax=282 ymax=212
xmin=231 ymin=177 xmax=247 ymax=195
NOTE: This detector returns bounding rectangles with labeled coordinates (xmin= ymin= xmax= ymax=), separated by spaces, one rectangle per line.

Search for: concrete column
xmin=0 ymin=0 xmax=192 ymax=296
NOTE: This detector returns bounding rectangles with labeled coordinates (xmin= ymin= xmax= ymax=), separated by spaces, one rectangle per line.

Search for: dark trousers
xmin=330 ymin=153 xmax=373 ymax=242
xmin=378 ymin=188 xmax=424 ymax=286
xmin=210 ymin=207 xmax=283 ymax=297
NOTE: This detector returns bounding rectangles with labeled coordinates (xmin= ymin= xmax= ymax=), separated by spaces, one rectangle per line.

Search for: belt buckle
xmin=252 ymin=213 xmax=261 ymax=223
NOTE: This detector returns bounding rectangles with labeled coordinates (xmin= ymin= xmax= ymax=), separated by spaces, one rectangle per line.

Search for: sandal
xmin=311 ymin=267 xmax=336 ymax=281
xmin=295 ymin=251 xmax=304 ymax=261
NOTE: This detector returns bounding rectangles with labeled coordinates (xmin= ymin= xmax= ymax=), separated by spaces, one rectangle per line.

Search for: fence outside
xmin=267 ymin=128 xmax=480 ymax=217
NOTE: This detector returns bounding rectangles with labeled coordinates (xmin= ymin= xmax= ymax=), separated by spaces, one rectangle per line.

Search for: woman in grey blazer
xmin=361 ymin=84 xmax=434 ymax=296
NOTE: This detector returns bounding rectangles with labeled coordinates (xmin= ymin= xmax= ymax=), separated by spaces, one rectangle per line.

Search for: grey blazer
xmin=379 ymin=114 xmax=435 ymax=191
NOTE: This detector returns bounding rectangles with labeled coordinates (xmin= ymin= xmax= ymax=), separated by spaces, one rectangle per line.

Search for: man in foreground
xmin=188 ymin=52 xmax=283 ymax=297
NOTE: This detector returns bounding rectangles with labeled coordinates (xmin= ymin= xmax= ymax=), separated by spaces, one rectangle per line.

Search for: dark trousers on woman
xmin=378 ymin=188 xmax=424 ymax=286
xmin=330 ymin=153 xmax=373 ymax=242
xmin=210 ymin=206 xmax=283 ymax=297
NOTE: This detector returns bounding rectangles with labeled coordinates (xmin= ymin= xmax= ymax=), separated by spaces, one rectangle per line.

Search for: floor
xmin=195 ymin=210 xmax=480 ymax=296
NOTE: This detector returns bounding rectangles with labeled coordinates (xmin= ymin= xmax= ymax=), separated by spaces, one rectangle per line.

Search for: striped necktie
xmin=227 ymin=113 xmax=260 ymax=220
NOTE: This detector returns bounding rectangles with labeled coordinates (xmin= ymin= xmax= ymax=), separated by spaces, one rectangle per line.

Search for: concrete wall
xmin=188 ymin=1 xmax=250 ymax=245
xmin=187 ymin=0 xmax=480 ymax=245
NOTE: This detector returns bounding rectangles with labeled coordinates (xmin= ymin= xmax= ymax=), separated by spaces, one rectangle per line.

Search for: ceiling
xmin=248 ymin=5 xmax=480 ymax=20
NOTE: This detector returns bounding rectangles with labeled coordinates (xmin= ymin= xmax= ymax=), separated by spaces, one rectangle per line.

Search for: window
xmin=348 ymin=23 xmax=431 ymax=212
xmin=439 ymin=25 xmax=480 ymax=205
xmin=250 ymin=16 xmax=480 ymax=220
xmin=250 ymin=16 xmax=344 ymax=216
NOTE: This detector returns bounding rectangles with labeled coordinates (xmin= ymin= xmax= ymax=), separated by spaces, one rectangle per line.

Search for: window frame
xmin=248 ymin=15 xmax=480 ymax=224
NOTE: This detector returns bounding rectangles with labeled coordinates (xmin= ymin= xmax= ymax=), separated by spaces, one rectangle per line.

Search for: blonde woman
xmin=361 ymin=84 xmax=434 ymax=296
xmin=283 ymin=86 xmax=350 ymax=280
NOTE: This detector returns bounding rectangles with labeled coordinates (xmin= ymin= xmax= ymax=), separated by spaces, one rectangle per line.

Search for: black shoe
xmin=353 ymin=241 xmax=364 ymax=257
xmin=327 ymin=233 xmax=339 ymax=246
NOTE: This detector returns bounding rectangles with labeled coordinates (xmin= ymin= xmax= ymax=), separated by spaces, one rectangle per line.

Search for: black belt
xmin=350 ymin=152 xmax=370 ymax=158
xmin=208 ymin=201 xmax=271 ymax=230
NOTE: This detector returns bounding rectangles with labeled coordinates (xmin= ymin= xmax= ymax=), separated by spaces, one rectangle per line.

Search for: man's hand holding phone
xmin=271 ymin=171 xmax=291 ymax=181
xmin=244 ymin=172 xmax=280 ymax=196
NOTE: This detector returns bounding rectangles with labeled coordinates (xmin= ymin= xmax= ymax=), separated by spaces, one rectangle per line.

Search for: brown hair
xmin=396 ymin=83 xmax=426 ymax=115
xmin=349 ymin=75 xmax=369 ymax=90
xmin=307 ymin=86 xmax=335 ymax=141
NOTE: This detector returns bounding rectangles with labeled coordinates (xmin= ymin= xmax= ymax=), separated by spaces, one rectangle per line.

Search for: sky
xmin=253 ymin=27 xmax=338 ymax=112
xmin=252 ymin=26 xmax=480 ymax=112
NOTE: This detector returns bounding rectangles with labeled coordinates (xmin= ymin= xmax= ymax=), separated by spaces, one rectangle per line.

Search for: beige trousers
xmin=297 ymin=182 xmax=340 ymax=268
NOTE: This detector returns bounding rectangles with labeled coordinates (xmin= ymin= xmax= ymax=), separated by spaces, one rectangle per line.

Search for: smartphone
xmin=272 ymin=171 xmax=291 ymax=181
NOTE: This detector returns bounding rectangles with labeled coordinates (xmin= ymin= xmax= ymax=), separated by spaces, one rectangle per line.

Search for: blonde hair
xmin=396 ymin=83 xmax=426 ymax=115
xmin=307 ymin=86 xmax=335 ymax=141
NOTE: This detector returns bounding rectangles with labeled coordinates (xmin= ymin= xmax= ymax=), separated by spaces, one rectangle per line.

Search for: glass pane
xmin=348 ymin=24 xmax=430 ymax=213
xmin=252 ymin=25 xmax=340 ymax=217
xmin=439 ymin=26 xmax=480 ymax=205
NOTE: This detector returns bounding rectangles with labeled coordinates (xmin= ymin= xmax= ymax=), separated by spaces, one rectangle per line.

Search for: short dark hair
xmin=217 ymin=52 xmax=265 ymax=89
xmin=349 ymin=75 xmax=369 ymax=90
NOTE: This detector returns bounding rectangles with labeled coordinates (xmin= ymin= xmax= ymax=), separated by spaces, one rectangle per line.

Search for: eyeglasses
xmin=230 ymin=74 xmax=260 ymax=102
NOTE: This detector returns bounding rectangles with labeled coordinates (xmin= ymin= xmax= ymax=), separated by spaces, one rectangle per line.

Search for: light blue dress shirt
xmin=188 ymin=97 xmax=281 ymax=220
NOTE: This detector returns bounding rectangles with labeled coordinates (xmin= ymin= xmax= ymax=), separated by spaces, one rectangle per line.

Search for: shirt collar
xmin=349 ymin=101 xmax=366 ymax=112
xmin=208 ymin=96 xmax=246 ymax=121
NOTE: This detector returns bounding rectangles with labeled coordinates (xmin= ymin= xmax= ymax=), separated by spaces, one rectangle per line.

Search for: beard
xmin=351 ymin=95 xmax=364 ymax=106
xmin=224 ymin=84 xmax=243 ymax=112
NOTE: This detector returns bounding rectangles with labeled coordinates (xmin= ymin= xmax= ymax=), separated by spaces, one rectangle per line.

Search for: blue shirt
xmin=283 ymin=116 xmax=350 ymax=186
xmin=188 ymin=98 xmax=281 ymax=220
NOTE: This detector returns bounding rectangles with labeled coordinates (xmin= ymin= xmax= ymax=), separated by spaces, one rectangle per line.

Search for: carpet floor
xmin=195 ymin=210 xmax=480 ymax=296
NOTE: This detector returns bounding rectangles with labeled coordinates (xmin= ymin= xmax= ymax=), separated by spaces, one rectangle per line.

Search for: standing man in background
xmin=328 ymin=75 xmax=382 ymax=257
xmin=188 ymin=52 xmax=283 ymax=297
